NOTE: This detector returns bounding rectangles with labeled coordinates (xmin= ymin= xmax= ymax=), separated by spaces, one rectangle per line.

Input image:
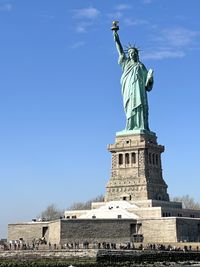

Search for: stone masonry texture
xmin=105 ymin=133 xmax=169 ymax=202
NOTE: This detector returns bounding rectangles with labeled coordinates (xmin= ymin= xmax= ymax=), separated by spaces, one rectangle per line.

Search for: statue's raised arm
xmin=111 ymin=21 xmax=125 ymax=59
xmin=113 ymin=31 xmax=124 ymax=57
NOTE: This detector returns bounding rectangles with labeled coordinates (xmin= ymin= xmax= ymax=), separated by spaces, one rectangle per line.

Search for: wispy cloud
xmin=70 ymin=41 xmax=86 ymax=49
xmin=73 ymin=7 xmax=100 ymax=20
xmin=124 ymin=18 xmax=149 ymax=27
xmin=76 ymin=25 xmax=86 ymax=33
xmin=143 ymin=50 xmax=185 ymax=60
xmin=72 ymin=7 xmax=100 ymax=33
xmin=0 ymin=2 xmax=12 ymax=11
xmin=143 ymin=26 xmax=199 ymax=60
xmin=115 ymin=4 xmax=131 ymax=11
xmin=75 ymin=21 xmax=92 ymax=33
xmin=160 ymin=27 xmax=199 ymax=47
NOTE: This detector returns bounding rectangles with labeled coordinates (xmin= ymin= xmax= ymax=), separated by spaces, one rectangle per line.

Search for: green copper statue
xmin=112 ymin=21 xmax=154 ymax=133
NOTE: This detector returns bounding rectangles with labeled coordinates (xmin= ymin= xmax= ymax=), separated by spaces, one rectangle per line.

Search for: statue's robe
xmin=119 ymin=54 xmax=152 ymax=131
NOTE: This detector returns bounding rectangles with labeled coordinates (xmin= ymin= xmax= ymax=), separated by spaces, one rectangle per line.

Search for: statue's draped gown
xmin=119 ymin=54 xmax=151 ymax=131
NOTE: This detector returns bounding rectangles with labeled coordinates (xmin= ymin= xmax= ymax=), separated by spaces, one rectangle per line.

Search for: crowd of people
xmin=146 ymin=243 xmax=199 ymax=252
xmin=0 ymin=239 xmax=200 ymax=252
xmin=62 ymin=241 xmax=117 ymax=250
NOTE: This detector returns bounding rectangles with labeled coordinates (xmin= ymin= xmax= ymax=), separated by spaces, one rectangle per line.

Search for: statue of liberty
xmin=112 ymin=21 xmax=154 ymax=133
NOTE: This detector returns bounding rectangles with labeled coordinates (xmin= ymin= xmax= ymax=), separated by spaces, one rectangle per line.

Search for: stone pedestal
xmin=105 ymin=132 xmax=169 ymax=202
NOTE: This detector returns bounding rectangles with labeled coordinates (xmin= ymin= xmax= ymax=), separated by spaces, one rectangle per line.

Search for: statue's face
xmin=128 ymin=49 xmax=139 ymax=61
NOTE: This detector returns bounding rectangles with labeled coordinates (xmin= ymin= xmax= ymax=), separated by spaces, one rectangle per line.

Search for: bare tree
xmin=67 ymin=195 xmax=104 ymax=210
xmin=38 ymin=195 xmax=104 ymax=220
xmin=38 ymin=204 xmax=63 ymax=221
xmin=171 ymin=195 xmax=200 ymax=210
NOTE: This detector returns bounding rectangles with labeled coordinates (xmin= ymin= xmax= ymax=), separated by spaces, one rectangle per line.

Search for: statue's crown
xmin=124 ymin=44 xmax=140 ymax=54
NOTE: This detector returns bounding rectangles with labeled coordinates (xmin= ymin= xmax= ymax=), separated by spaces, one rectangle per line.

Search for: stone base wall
xmin=139 ymin=218 xmax=177 ymax=243
xmin=8 ymin=222 xmax=49 ymax=244
xmin=139 ymin=217 xmax=200 ymax=243
xmin=48 ymin=220 xmax=60 ymax=244
xmin=8 ymin=217 xmax=200 ymax=246
xmin=176 ymin=218 xmax=200 ymax=242
xmin=60 ymin=219 xmax=136 ymax=245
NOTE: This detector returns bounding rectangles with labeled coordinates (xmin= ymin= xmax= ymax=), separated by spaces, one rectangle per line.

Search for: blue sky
xmin=0 ymin=0 xmax=200 ymax=238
